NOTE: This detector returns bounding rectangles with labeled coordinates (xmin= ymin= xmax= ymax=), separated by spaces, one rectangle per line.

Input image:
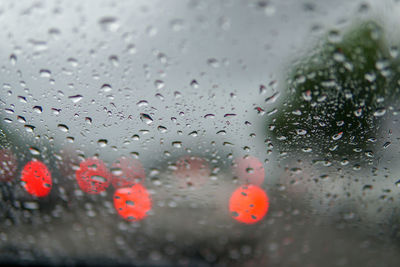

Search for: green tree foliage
xmin=270 ymin=21 xmax=400 ymax=161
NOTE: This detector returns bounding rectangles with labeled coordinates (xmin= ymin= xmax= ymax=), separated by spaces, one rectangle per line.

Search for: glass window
xmin=1 ymin=0 xmax=400 ymax=266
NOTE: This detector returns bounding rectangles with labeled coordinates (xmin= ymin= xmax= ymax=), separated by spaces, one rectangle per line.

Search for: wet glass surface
xmin=1 ymin=0 xmax=400 ymax=266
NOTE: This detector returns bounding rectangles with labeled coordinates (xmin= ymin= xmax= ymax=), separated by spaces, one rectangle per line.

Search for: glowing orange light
xmin=233 ymin=156 xmax=265 ymax=186
xmin=229 ymin=184 xmax=269 ymax=224
xmin=174 ymin=156 xmax=210 ymax=188
xmin=113 ymin=183 xmax=152 ymax=221
xmin=0 ymin=149 xmax=18 ymax=182
xmin=21 ymin=160 xmax=52 ymax=197
xmin=111 ymin=157 xmax=146 ymax=188
xmin=75 ymin=157 xmax=111 ymax=194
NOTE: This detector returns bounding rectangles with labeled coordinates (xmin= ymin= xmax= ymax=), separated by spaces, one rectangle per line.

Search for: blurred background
xmin=1 ymin=0 xmax=400 ymax=266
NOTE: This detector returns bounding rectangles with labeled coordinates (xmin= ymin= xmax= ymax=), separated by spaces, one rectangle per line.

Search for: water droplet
xmin=383 ymin=142 xmax=391 ymax=149
xmin=190 ymin=80 xmax=199 ymax=88
xmin=98 ymin=17 xmax=120 ymax=32
xmin=85 ymin=117 xmax=92 ymax=124
xmin=97 ymin=139 xmax=108 ymax=147
xmin=204 ymin=114 xmax=215 ymax=119
xmin=172 ymin=141 xmax=182 ymax=148
xmin=9 ymin=54 xmax=17 ymax=65
xmin=101 ymin=84 xmax=112 ymax=92
xmin=302 ymin=90 xmax=312 ymax=101
xmin=154 ymin=80 xmax=165 ymax=89
xmin=17 ymin=116 xmax=26 ymax=123
xmin=157 ymin=125 xmax=167 ymax=133
xmin=265 ymin=92 xmax=280 ymax=104
xmin=373 ymin=108 xmax=386 ymax=117
xmin=296 ymin=129 xmax=307 ymax=135
xmin=67 ymin=58 xmax=78 ymax=67
xmin=188 ymin=131 xmax=198 ymax=137
xmin=69 ymin=95 xmax=83 ymax=103
xmin=354 ymin=108 xmax=363 ymax=117
xmin=109 ymin=55 xmax=119 ymax=67
xmin=39 ymin=69 xmax=51 ymax=78
xmin=33 ymin=106 xmax=43 ymax=113
xmin=146 ymin=25 xmax=158 ymax=36
xmin=140 ymin=113 xmax=153 ymax=125
xmin=29 ymin=147 xmax=41 ymax=155
xmin=332 ymin=132 xmax=343 ymax=140
xmin=58 ymin=124 xmax=69 ymax=133
xmin=207 ymin=58 xmax=219 ymax=68
xmin=136 ymin=100 xmax=148 ymax=107
xmin=224 ymin=113 xmax=236 ymax=118
xmin=170 ymin=19 xmax=184 ymax=31
xmin=364 ymin=73 xmax=376 ymax=82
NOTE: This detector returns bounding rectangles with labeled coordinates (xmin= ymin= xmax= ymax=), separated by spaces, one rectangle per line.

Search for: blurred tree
xmin=270 ymin=21 xmax=400 ymax=162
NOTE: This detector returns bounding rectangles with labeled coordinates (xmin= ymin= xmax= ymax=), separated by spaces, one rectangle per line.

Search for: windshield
xmin=1 ymin=0 xmax=400 ymax=266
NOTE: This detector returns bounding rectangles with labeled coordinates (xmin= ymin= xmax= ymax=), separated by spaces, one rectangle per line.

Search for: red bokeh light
xmin=229 ymin=184 xmax=269 ymax=224
xmin=0 ymin=149 xmax=18 ymax=182
xmin=21 ymin=160 xmax=52 ymax=197
xmin=233 ymin=156 xmax=265 ymax=186
xmin=113 ymin=183 xmax=152 ymax=222
xmin=75 ymin=157 xmax=111 ymax=194
xmin=174 ymin=156 xmax=210 ymax=188
xmin=111 ymin=157 xmax=146 ymax=188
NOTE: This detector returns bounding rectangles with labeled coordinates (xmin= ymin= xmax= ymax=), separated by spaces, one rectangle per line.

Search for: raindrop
xmin=140 ymin=113 xmax=153 ymax=125
xmin=204 ymin=114 xmax=215 ymax=119
xmin=190 ymin=80 xmax=199 ymax=88
xmin=332 ymin=132 xmax=343 ymax=140
xmin=383 ymin=142 xmax=391 ymax=149
xmin=354 ymin=108 xmax=362 ymax=117
xmin=98 ymin=139 xmax=108 ymax=147
xmin=146 ymin=25 xmax=158 ymax=36
xmin=110 ymin=167 xmax=123 ymax=176
xmin=154 ymin=80 xmax=165 ymax=89
xmin=296 ymin=129 xmax=307 ymax=135
xmin=373 ymin=108 xmax=386 ymax=117
xmin=101 ymin=84 xmax=112 ymax=92
xmin=207 ymin=58 xmax=219 ymax=68
xmin=67 ymin=58 xmax=78 ymax=67
xmin=224 ymin=113 xmax=236 ymax=118
xmin=58 ymin=124 xmax=69 ymax=133
xmin=137 ymin=100 xmax=148 ymax=107
xmin=172 ymin=141 xmax=182 ymax=148
xmin=98 ymin=17 xmax=120 ymax=32
xmin=33 ymin=106 xmax=43 ymax=113
xmin=292 ymin=110 xmax=302 ymax=116
xmin=69 ymin=95 xmax=83 ymax=103
xmin=17 ymin=116 xmax=26 ymax=123
xmin=109 ymin=55 xmax=119 ymax=67
xmin=188 ymin=131 xmax=198 ymax=137
xmin=170 ymin=19 xmax=184 ymax=31
xmin=29 ymin=147 xmax=41 ymax=155
xmin=265 ymin=92 xmax=280 ymax=104
xmin=157 ymin=125 xmax=167 ymax=133
xmin=9 ymin=54 xmax=17 ymax=65
xmin=302 ymin=90 xmax=312 ymax=101
xmin=24 ymin=125 xmax=35 ymax=133
xmin=39 ymin=69 xmax=51 ymax=78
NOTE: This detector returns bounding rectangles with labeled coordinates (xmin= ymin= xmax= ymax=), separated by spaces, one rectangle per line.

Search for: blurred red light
xmin=233 ymin=156 xmax=265 ymax=186
xmin=113 ymin=183 xmax=152 ymax=222
xmin=229 ymin=184 xmax=269 ymax=224
xmin=75 ymin=157 xmax=111 ymax=194
xmin=111 ymin=157 xmax=146 ymax=188
xmin=21 ymin=160 xmax=52 ymax=197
